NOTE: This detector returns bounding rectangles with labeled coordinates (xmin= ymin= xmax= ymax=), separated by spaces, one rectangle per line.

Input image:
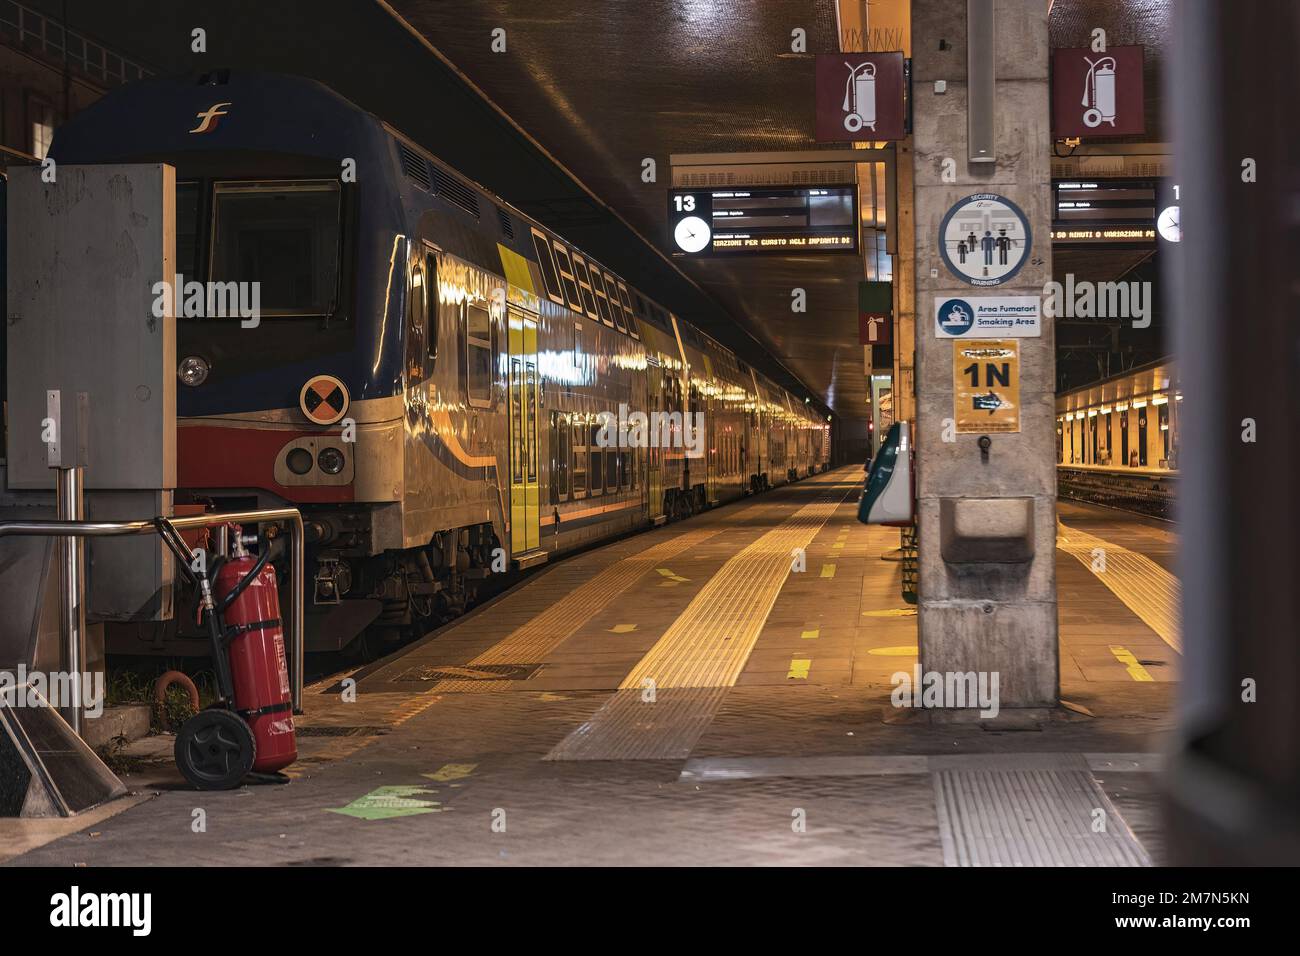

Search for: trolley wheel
xmin=175 ymin=708 xmax=256 ymax=791
xmin=1082 ymin=108 xmax=1103 ymax=128
xmin=843 ymin=112 xmax=864 ymax=132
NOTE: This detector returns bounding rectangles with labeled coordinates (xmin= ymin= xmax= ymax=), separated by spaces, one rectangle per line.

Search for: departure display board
xmin=1050 ymin=179 xmax=1158 ymax=244
xmin=667 ymin=185 xmax=858 ymax=257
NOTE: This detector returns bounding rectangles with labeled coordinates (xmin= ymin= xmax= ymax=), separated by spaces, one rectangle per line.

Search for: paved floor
xmin=5 ymin=469 xmax=1178 ymax=866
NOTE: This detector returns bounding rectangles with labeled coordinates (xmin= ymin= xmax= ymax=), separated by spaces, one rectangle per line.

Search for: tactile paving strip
xmin=1056 ymin=522 xmax=1181 ymax=652
xmin=472 ymin=529 xmax=722 ymax=665
xmin=544 ymin=687 xmax=728 ymax=761
xmin=933 ymin=768 xmax=1152 ymax=867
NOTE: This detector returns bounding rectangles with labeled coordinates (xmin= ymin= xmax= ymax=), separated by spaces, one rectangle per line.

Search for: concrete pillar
xmin=910 ymin=0 xmax=1058 ymax=711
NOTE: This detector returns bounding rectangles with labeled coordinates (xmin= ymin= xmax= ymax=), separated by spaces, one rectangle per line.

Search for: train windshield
xmin=208 ymin=180 xmax=342 ymax=318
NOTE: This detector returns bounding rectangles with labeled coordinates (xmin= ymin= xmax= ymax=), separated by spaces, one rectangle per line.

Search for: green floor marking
xmin=327 ymin=785 xmax=442 ymax=820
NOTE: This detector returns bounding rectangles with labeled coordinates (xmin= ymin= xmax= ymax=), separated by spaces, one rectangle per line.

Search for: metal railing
xmin=0 ymin=507 xmax=305 ymax=715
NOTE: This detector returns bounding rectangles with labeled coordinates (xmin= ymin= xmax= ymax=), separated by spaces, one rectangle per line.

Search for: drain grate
xmin=295 ymin=726 xmax=387 ymax=738
xmin=387 ymin=663 xmax=539 ymax=683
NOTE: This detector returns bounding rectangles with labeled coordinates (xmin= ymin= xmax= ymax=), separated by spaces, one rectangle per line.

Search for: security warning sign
xmin=953 ymin=339 xmax=1020 ymax=433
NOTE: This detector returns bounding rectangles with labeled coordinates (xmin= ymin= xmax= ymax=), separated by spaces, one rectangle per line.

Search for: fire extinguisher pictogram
xmin=1081 ymin=55 xmax=1118 ymax=129
xmin=842 ymin=61 xmax=878 ymax=133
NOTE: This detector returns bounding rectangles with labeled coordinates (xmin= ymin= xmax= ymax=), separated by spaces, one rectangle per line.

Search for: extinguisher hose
xmin=214 ymin=542 xmax=272 ymax=616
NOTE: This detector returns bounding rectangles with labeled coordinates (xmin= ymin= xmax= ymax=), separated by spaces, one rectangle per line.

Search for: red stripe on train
xmin=177 ymin=424 xmax=354 ymax=503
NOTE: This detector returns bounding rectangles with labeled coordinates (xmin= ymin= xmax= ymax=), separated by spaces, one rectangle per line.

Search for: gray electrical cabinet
xmin=4 ymin=163 xmax=177 ymax=623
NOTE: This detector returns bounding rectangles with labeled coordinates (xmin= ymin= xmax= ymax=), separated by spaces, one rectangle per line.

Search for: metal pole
xmin=54 ymin=465 xmax=87 ymax=735
xmin=0 ymin=507 xmax=306 ymax=713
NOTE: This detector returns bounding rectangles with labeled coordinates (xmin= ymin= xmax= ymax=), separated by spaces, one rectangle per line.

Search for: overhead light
xmin=1132 ymin=399 xmax=1148 ymax=408
xmin=1152 ymin=395 xmax=1168 ymax=406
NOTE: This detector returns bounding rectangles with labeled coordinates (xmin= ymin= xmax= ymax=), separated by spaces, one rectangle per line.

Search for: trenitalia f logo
xmin=189 ymin=101 xmax=231 ymax=134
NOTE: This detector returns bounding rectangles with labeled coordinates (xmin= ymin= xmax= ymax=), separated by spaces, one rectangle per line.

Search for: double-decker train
xmin=48 ymin=70 xmax=830 ymax=652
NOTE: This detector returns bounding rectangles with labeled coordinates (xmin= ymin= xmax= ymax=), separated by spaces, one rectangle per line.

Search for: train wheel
xmin=175 ymin=708 xmax=256 ymax=791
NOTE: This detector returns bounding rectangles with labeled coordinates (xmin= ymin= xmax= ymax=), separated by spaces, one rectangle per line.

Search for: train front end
xmin=49 ymin=71 xmax=409 ymax=648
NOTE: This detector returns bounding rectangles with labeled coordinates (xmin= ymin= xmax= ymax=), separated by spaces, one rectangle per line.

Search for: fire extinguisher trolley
xmin=155 ymin=518 xmax=299 ymax=790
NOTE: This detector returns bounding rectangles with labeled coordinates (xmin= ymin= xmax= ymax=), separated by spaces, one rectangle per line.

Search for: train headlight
xmin=178 ymin=355 xmax=210 ymax=387
xmin=286 ymin=448 xmax=314 ymax=475
xmin=317 ymin=447 xmax=346 ymax=475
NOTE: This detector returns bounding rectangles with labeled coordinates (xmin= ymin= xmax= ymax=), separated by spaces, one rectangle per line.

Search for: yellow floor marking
xmin=868 ymin=645 xmax=919 ymax=656
xmin=423 ymin=762 xmax=477 ymax=782
xmin=863 ymin=607 xmax=917 ymax=617
xmin=832 ymin=541 xmax=845 ymax=550
xmin=609 ymin=623 xmax=637 ymax=633
xmin=1109 ymin=646 xmax=1155 ymax=682
xmin=1058 ymin=521 xmax=1181 ymax=653
xmin=538 ymin=692 xmax=570 ymax=701
xmin=787 ymin=658 xmax=812 ymax=679
xmin=801 ymin=628 xmax=820 ymax=640
xmin=655 ymin=567 xmax=690 ymax=587
xmin=820 ymin=563 xmax=836 ymax=578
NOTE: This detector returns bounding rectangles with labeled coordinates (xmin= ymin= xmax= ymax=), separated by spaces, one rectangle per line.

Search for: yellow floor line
xmin=1109 ymin=645 xmax=1155 ymax=682
xmin=801 ymin=627 xmax=820 ymax=640
xmin=1057 ymin=521 xmax=1181 ymax=653
xmin=787 ymin=658 xmax=811 ymax=679
xmin=821 ymin=563 xmax=836 ymax=578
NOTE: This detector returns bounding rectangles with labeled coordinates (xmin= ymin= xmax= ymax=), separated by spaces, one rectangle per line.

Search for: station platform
xmin=3 ymin=467 xmax=1180 ymax=867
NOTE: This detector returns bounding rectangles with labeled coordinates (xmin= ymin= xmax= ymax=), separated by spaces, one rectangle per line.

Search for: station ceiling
xmin=32 ymin=0 xmax=1172 ymax=427
xmin=387 ymin=0 xmax=867 ymax=423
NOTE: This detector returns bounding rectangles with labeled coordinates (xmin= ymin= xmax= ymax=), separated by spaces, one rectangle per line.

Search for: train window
xmin=606 ymin=442 xmax=620 ymax=491
xmin=530 ymin=228 xmax=564 ymax=305
xmin=588 ymin=265 xmax=615 ymax=326
xmin=617 ymin=283 xmax=639 ymax=339
xmin=572 ymin=419 xmax=587 ymax=497
xmin=425 ymin=250 xmax=439 ymax=359
xmin=589 ymin=424 xmax=604 ymax=495
xmin=465 ymin=302 xmax=493 ymax=407
xmin=551 ymin=242 xmax=585 ymax=314
xmin=209 ymin=180 xmax=341 ymax=317
xmin=620 ymin=450 xmax=633 ymax=490
xmin=601 ymin=272 xmax=627 ymax=333
xmin=406 ymin=255 xmax=427 ymax=383
xmin=573 ymin=320 xmax=583 ymax=360
xmin=176 ymin=181 xmax=202 ymax=282
xmin=510 ymin=357 xmax=523 ymax=484
xmin=552 ymin=412 xmax=571 ymax=502
xmin=569 ymin=254 xmax=601 ymax=321
xmin=527 ymin=361 xmax=538 ymax=481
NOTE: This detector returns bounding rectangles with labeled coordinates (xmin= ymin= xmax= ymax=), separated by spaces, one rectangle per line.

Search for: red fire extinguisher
xmin=161 ymin=520 xmax=298 ymax=790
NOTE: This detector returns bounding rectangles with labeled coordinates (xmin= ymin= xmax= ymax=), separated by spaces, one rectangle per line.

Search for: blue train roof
xmin=49 ymin=70 xmax=380 ymax=165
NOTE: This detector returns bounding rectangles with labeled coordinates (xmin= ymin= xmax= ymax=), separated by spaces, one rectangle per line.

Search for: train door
xmin=508 ymin=306 xmax=541 ymax=556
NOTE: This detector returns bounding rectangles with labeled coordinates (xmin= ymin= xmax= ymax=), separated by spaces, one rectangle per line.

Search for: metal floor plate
xmin=933 ymin=767 xmax=1152 ymax=866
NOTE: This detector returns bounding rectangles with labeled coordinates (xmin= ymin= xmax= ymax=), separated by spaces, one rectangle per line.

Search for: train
xmin=45 ymin=70 xmax=830 ymax=653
